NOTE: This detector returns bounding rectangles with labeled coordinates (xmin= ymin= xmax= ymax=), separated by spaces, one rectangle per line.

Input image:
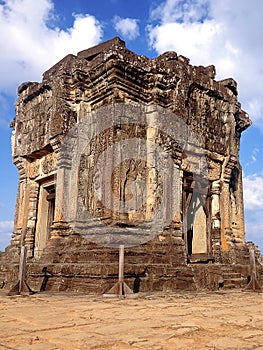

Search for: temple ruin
xmin=1 ymin=37 xmax=262 ymax=293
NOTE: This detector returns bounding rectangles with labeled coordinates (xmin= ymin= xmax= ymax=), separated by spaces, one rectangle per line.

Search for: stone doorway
xmin=183 ymin=173 xmax=211 ymax=262
xmin=34 ymin=179 xmax=55 ymax=258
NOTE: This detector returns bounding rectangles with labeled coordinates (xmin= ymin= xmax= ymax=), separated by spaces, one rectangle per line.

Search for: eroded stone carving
xmin=1 ymin=37 xmax=261 ymax=293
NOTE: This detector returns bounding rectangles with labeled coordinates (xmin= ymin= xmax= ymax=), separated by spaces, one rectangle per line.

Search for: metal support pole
xmin=103 ymin=244 xmax=136 ymax=298
xmin=118 ymin=245 xmax=124 ymax=295
xmin=7 ymin=245 xmax=33 ymax=296
xmin=18 ymin=246 xmax=27 ymax=293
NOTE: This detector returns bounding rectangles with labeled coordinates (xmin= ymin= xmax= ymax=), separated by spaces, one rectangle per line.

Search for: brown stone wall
xmin=0 ymin=37 xmax=258 ymax=293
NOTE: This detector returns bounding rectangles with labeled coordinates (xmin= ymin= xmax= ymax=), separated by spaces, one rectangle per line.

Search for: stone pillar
xmin=12 ymin=156 xmax=42 ymax=258
xmin=171 ymin=167 xmax=183 ymax=239
xmin=24 ymin=181 xmax=39 ymax=257
xmin=236 ymin=165 xmax=245 ymax=241
xmin=220 ymin=156 xmax=237 ymax=250
xmin=211 ymin=180 xmax=221 ymax=259
xmin=12 ymin=179 xmax=24 ymax=246
xmin=211 ymin=180 xmax=221 ymax=229
xmin=229 ymin=163 xmax=245 ymax=243
xmin=146 ymin=124 xmax=158 ymax=223
xmin=12 ymin=157 xmax=27 ymax=246
xmin=51 ymin=140 xmax=71 ymax=238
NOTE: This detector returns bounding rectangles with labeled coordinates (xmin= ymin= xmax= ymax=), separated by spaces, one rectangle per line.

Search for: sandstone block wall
xmin=1 ymin=37 xmax=261 ymax=293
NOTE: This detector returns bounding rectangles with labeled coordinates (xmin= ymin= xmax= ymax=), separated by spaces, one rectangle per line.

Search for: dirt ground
xmin=0 ymin=290 xmax=263 ymax=350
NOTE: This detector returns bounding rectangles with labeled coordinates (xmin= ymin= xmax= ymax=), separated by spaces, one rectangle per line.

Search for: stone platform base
xmin=0 ymin=235 xmax=262 ymax=294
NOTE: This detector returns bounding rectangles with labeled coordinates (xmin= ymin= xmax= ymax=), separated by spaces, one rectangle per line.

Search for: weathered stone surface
xmin=1 ymin=37 xmax=262 ymax=293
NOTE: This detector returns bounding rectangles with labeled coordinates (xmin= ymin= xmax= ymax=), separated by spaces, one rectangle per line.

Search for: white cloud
xmin=0 ymin=0 xmax=103 ymax=94
xmin=148 ymin=20 xmax=224 ymax=66
xmin=245 ymin=222 xmax=263 ymax=245
xmin=148 ymin=0 xmax=263 ymax=130
xmin=245 ymin=220 xmax=263 ymax=253
xmin=0 ymin=221 xmax=13 ymax=251
xmin=0 ymin=220 xmax=13 ymax=233
xmin=241 ymin=175 xmax=263 ymax=251
xmin=243 ymin=173 xmax=263 ymax=252
xmin=243 ymin=175 xmax=263 ymax=211
xmin=113 ymin=16 xmax=139 ymax=40
xmin=245 ymin=147 xmax=260 ymax=167
xmin=151 ymin=0 xmax=210 ymax=24
xmin=252 ymin=147 xmax=259 ymax=162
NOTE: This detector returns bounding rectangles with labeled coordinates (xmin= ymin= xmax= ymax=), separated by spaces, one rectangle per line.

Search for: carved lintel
xmin=28 ymin=159 xmax=40 ymax=179
xmin=41 ymin=153 xmax=56 ymax=174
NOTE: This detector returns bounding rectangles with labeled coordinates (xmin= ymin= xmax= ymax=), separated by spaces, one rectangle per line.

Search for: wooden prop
xmin=103 ymin=245 xmax=136 ymax=298
xmin=244 ymin=246 xmax=263 ymax=293
xmin=7 ymin=246 xmax=33 ymax=296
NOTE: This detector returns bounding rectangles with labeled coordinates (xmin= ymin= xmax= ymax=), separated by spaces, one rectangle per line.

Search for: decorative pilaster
xmin=211 ymin=180 xmax=221 ymax=260
xmin=220 ymin=156 xmax=237 ymax=250
xmin=24 ymin=181 xmax=39 ymax=257
xmin=11 ymin=157 xmax=27 ymax=246
xmin=51 ymin=151 xmax=72 ymax=238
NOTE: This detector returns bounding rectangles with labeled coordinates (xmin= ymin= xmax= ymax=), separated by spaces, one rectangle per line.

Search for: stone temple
xmin=1 ymin=37 xmax=262 ymax=293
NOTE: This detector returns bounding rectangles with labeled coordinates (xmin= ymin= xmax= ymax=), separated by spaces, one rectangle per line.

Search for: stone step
xmin=41 ymin=247 xmax=186 ymax=265
xmin=28 ymin=262 xmax=190 ymax=279
xmin=26 ymin=263 xmax=197 ymax=293
xmin=223 ymin=272 xmax=242 ymax=280
xmin=223 ymin=278 xmax=247 ymax=289
xmin=221 ymin=265 xmax=238 ymax=271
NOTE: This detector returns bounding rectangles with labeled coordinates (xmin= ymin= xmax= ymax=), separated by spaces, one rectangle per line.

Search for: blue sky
xmin=0 ymin=0 xmax=262 ymax=251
